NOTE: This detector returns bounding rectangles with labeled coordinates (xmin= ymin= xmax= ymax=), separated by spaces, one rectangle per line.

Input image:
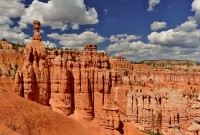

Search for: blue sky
xmin=0 ymin=0 xmax=200 ymax=61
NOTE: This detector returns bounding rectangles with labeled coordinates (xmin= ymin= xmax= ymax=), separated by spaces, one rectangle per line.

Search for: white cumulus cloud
xmin=107 ymin=40 xmax=160 ymax=61
xmin=71 ymin=24 xmax=79 ymax=30
xmin=150 ymin=21 xmax=167 ymax=31
xmin=191 ymin=0 xmax=200 ymax=21
xmin=148 ymin=21 xmax=200 ymax=48
xmin=19 ymin=0 xmax=99 ymax=30
xmin=110 ymin=34 xmax=141 ymax=42
xmin=148 ymin=0 xmax=160 ymax=12
xmin=0 ymin=0 xmax=25 ymax=18
xmin=0 ymin=0 xmax=27 ymax=43
xmin=0 ymin=17 xmax=13 ymax=25
xmin=0 ymin=24 xmax=28 ymax=43
xmin=47 ymin=31 xmax=106 ymax=49
xmin=42 ymin=40 xmax=57 ymax=49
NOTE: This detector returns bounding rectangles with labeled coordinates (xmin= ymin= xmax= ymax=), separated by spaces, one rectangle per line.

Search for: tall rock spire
xmin=14 ymin=20 xmax=49 ymax=105
xmin=32 ymin=20 xmax=42 ymax=41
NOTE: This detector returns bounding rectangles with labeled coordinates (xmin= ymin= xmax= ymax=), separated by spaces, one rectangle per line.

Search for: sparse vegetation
xmin=143 ymin=129 xmax=163 ymax=135
xmin=2 ymin=38 xmax=7 ymax=41
xmin=132 ymin=61 xmax=145 ymax=64
xmin=5 ymin=64 xmax=19 ymax=79
xmin=130 ymin=60 xmax=197 ymax=69
xmin=134 ymin=76 xmax=136 ymax=82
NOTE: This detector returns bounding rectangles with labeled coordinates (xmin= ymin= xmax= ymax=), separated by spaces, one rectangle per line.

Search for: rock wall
xmin=126 ymin=89 xmax=191 ymax=133
xmin=47 ymin=47 xmax=123 ymax=134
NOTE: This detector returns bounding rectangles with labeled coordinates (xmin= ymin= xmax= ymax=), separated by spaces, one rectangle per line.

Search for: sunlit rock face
xmin=14 ymin=20 xmax=49 ymax=106
xmin=14 ymin=21 xmax=200 ymax=135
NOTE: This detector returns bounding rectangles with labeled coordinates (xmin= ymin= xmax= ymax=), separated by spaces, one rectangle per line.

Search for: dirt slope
xmin=0 ymin=50 xmax=23 ymax=78
xmin=0 ymin=124 xmax=20 ymax=135
xmin=0 ymin=78 xmax=93 ymax=135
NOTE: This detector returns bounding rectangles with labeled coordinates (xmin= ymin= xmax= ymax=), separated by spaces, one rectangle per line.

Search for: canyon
xmin=0 ymin=20 xmax=199 ymax=135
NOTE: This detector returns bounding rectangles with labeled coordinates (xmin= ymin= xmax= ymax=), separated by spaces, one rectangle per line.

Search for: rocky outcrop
xmin=0 ymin=41 xmax=12 ymax=50
xmin=14 ymin=20 xmax=49 ymax=105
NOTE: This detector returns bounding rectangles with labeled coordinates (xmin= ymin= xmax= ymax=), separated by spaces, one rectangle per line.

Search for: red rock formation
xmin=14 ymin=20 xmax=49 ymax=105
xmin=50 ymin=52 xmax=72 ymax=115
xmin=125 ymin=88 xmax=197 ymax=134
xmin=0 ymin=41 xmax=12 ymax=50
xmin=14 ymin=21 xmax=200 ymax=135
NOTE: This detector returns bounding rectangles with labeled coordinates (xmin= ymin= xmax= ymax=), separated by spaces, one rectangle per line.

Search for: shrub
xmin=143 ymin=129 xmax=163 ymax=135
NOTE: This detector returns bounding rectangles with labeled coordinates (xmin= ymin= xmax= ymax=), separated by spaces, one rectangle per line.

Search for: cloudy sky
xmin=1 ymin=0 xmax=200 ymax=62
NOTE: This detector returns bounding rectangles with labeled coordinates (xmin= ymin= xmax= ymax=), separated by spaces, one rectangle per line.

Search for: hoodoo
xmin=14 ymin=20 xmax=49 ymax=105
